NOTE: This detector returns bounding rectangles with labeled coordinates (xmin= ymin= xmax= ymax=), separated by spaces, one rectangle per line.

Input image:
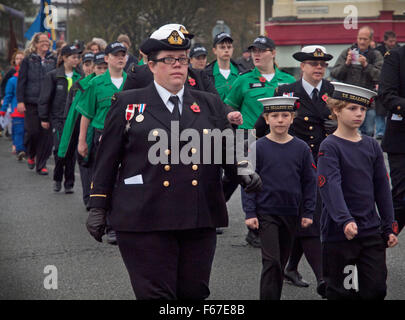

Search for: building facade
xmin=268 ymin=0 xmax=405 ymax=72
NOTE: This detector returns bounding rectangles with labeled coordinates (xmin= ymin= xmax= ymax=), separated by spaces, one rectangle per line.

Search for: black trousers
xmin=51 ymin=119 xmax=75 ymax=188
xmin=116 ymin=228 xmax=217 ymax=300
xmin=322 ymin=234 xmax=387 ymax=300
xmin=387 ymin=153 xmax=405 ymax=234
xmin=24 ymin=104 xmax=53 ymax=171
xmin=257 ymin=214 xmax=297 ymax=300
xmin=78 ymin=161 xmax=91 ymax=206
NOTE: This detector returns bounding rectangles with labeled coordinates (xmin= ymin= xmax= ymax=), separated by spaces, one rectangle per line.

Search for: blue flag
xmin=24 ymin=0 xmax=57 ymax=49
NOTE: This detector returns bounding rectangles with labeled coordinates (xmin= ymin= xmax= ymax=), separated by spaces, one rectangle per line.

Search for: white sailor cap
xmin=160 ymin=23 xmax=194 ymax=39
xmin=293 ymin=45 xmax=333 ymax=61
xmin=331 ymin=82 xmax=376 ymax=107
xmin=140 ymin=27 xmax=191 ymax=55
xmin=258 ymin=96 xmax=300 ymax=113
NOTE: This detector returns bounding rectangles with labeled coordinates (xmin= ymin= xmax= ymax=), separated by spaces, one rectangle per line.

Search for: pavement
xmin=0 ymin=135 xmax=404 ymax=300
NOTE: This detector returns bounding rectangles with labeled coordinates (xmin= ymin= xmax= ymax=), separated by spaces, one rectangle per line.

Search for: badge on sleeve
xmin=318 ymin=175 xmax=326 ymax=188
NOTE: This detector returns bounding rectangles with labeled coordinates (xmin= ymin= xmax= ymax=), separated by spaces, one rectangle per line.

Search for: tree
xmin=0 ymin=0 xmax=36 ymax=16
xmin=67 ymin=0 xmax=261 ymax=58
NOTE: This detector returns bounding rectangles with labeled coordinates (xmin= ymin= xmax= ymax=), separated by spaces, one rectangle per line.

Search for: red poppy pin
xmin=259 ymin=76 xmax=266 ymax=83
xmin=190 ymin=102 xmax=200 ymax=113
xmin=369 ymin=97 xmax=374 ymax=104
xmin=188 ymin=77 xmax=196 ymax=87
xmin=322 ymin=93 xmax=329 ymax=102
xmin=295 ymin=101 xmax=301 ymax=109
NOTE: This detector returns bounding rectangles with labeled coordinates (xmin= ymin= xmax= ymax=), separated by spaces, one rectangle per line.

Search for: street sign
xmin=212 ymin=20 xmax=231 ymax=39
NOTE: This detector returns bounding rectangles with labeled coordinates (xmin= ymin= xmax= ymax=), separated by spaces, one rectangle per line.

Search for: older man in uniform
xmin=85 ymin=26 xmax=262 ymax=300
xmin=379 ymin=44 xmax=405 ymax=235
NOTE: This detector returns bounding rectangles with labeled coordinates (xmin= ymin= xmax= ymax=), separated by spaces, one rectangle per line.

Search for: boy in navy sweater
xmin=243 ymin=96 xmax=317 ymax=300
xmin=318 ymin=82 xmax=398 ymax=300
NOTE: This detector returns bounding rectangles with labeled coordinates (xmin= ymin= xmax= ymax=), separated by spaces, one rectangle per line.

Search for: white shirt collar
xmin=301 ymin=78 xmax=322 ymax=98
xmin=154 ymin=81 xmax=184 ymax=113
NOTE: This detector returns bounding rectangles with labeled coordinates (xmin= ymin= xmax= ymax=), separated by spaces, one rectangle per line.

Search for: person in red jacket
xmin=1 ymin=52 xmax=26 ymax=160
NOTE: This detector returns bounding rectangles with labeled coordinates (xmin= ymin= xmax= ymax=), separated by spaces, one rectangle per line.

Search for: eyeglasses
xmin=305 ymin=61 xmax=328 ymax=67
xmin=250 ymin=48 xmax=272 ymax=54
xmin=153 ymin=57 xmax=190 ymax=65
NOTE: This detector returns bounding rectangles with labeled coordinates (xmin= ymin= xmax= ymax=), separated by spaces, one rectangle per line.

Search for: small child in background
xmin=0 ymin=63 xmax=25 ymax=160
xmin=243 ymin=96 xmax=317 ymax=300
xmin=318 ymin=82 xmax=398 ymax=300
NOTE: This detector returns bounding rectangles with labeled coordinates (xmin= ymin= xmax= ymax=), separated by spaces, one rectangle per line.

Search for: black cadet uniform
xmin=379 ymin=45 xmax=405 ymax=234
xmin=86 ymin=27 xmax=261 ymax=300
xmin=254 ymin=47 xmax=335 ymax=295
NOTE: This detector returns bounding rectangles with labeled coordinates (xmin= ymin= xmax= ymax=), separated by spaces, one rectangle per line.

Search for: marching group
xmin=0 ymin=22 xmax=404 ymax=300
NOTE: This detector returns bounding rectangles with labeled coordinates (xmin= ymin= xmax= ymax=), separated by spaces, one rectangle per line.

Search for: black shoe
xmin=106 ymin=230 xmax=117 ymax=245
xmin=245 ymin=229 xmax=261 ymax=248
xmin=53 ymin=181 xmax=62 ymax=192
xmin=216 ymin=228 xmax=223 ymax=235
xmin=284 ymin=270 xmax=310 ymax=287
xmin=65 ymin=187 xmax=74 ymax=194
xmin=317 ymin=280 xmax=327 ymax=299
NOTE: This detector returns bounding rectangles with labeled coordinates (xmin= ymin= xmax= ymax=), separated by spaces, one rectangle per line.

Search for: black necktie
xmin=169 ymin=96 xmax=180 ymax=121
xmin=312 ymin=88 xmax=319 ymax=104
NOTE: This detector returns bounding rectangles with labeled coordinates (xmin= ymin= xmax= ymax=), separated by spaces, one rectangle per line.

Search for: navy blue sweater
xmin=317 ymin=134 xmax=394 ymax=242
xmin=243 ymin=136 xmax=317 ymax=219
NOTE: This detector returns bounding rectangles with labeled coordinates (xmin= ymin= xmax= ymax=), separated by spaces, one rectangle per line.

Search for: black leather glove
xmin=324 ymin=119 xmax=337 ymax=135
xmin=237 ymin=160 xmax=262 ymax=193
xmin=240 ymin=172 xmax=262 ymax=193
xmin=86 ymin=208 xmax=106 ymax=242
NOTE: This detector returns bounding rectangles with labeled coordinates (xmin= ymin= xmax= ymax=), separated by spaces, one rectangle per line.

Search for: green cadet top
xmin=213 ymin=61 xmax=240 ymax=102
xmin=76 ymin=69 xmax=127 ymax=130
xmin=58 ymin=73 xmax=96 ymax=159
xmin=224 ymin=67 xmax=296 ymax=129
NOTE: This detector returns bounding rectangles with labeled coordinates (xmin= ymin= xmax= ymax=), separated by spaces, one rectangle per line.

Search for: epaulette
xmin=384 ymin=51 xmax=391 ymax=57
xmin=239 ymin=69 xmax=253 ymax=76
xmin=111 ymin=93 xmax=118 ymax=102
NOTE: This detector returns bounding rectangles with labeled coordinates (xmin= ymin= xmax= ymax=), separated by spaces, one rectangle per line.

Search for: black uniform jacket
xmin=89 ymin=83 xmax=240 ymax=232
xmin=38 ymin=66 xmax=83 ymax=122
xmin=379 ymin=46 xmax=405 ymax=154
xmin=123 ymin=63 xmax=218 ymax=95
xmin=255 ymin=79 xmax=335 ymax=158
